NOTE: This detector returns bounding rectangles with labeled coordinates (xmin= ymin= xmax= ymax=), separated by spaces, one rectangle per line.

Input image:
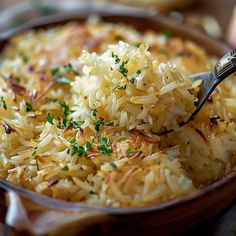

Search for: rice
xmin=0 ymin=19 xmax=236 ymax=208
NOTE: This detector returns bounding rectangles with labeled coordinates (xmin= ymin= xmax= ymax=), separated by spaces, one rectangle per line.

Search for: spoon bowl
xmin=160 ymin=49 xmax=236 ymax=135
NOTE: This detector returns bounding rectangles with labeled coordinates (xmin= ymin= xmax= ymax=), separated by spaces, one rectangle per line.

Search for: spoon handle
xmin=214 ymin=49 xmax=236 ymax=80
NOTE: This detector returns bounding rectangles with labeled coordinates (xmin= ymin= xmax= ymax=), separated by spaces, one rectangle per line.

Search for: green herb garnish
xmin=98 ymin=138 xmax=113 ymax=156
xmin=69 ymin=137 xmax=76 ymax=144
xmin=106 ymin=121 xmax=114 ymax=127
xmin=164 ymin=30 xmax=172 ymax=40
xmin=63 ymin=63 xmax=80 ymax=76
xmin=19 ymin=52 xmax=28 ymax=63
xmin=16 ymin=77 xmax=21 ymax=83
xmin=112 ymin=52 xmax=121 ymax=64
xmin=61 ymin=165 xmax=69 ymax=171
xmin=126 ymin=149 xmax=142 ymax=155
xmin=51 ymin=67 xmax=60 ymax=77
xmin=118 ymin=60 xmax=129 ymax=77
xmin=129 ymin=69 xmax=141 ymax=84
xmin=113 ymin=85 xmax=127 ymax=91
xmin=93 ymin=117 xmax=105 ymax=131
xmin=70 ymin=141 xmax=92 ymax=157
xmin=57 ymin=77 xmax=71 ymax=84
xmin=26 ymin=100 xmax=34 ymax=112
xmin=109 ymin=162 xmax=117 ymax=168
xmin=0 ymin=96 xmax=7 ymax=110
xmin=159 ymin=48 xmax=169 ymax=55
xmin=91 ymin=108 xmax=97 ymax=117
xmin=59 ymin=101 xmax=70 ymax=117
xmin=84 ymin=142 xmax=92 ymax=152
xmin=46 ymin=113 xmax=54 ymax=125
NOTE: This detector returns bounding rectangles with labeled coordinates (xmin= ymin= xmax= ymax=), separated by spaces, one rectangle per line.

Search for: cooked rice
xmin=0 ymin=18 xmax=236 ymax=208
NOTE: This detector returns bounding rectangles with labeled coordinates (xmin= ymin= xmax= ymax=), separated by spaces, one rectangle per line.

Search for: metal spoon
xmin=160 ymin=49 xmax=236 ymax=135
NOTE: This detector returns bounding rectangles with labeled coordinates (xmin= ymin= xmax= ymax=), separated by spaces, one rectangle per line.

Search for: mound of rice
xmin=0 ymin=19 xmax=236 ymax=208
xmin=72 ymin=41 xmax=196 ymax=133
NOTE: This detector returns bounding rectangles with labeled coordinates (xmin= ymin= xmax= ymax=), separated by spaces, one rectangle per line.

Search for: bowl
xmin=0 ymin=7 xmax=235 ymax=236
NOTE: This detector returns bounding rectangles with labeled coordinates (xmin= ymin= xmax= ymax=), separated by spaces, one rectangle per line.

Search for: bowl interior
xmin=0 ymin=9 xmax=235 ymax=215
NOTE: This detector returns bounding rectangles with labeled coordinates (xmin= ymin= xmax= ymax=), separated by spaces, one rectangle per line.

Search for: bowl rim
xmin=0 ymin=8 xmax=235 ymax=215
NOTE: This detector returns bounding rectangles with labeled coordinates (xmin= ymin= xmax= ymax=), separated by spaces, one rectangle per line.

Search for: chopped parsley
xmin=84 ymin=142 xmax=92 ymax=152
xmin=51 ymin=67 xmax=60 ymax=77
xmin=26 ymin=100 xmax=34 ymax=112
xmin=164 ymin=30 xmax=172 ymax=40
xmin=118 ymin=60 xmax=129 ymax=77
xmin=57 ymin=118 xmax=84 ymax=130
xmin=113 ymin=84 xmax=127 ymax=91
xmin=61 ymin=165 xmax=69 ymax=171
xmin=112 ymin=52 xmax=121 ymax=64
xmin=91 ymin=108 xmax=97 ymax=117
xmin=69 ymin=137 xmax=76 ymax=144
xmin=71 ymin=120 xmax=85 ymax=129
xmin=126 ymin=149 xmax=142 ymax=155
xmin=92 ymin=134 xmax=101 ymax=142
xmin=159 ymin=48 xmax=169 ymax=55
xmin=51 ymin=63 xmax=80 ymax=84
xmin=46 ymin=113 xmax=54 ymax=125
xmin=0 ymin=96 xmax=7 ymax=110
xmin=58 ymin=101 xmax=70 ymax=116
xmin=109 ymin=162 xmax=117 ymax=168
xmin=45 ymin=97 xmax=58 ymax=103
xmin=70 ymin=141 xmax=92 ymax=157
xmin=98 ymin=138 xmax=113 ymax=156
xmin=129 ymin=69 xmax=141 ymax=84
xmin=106 ymin=121 xmax=114 ymax=127
xmin=16 ymin=77 xmax=21 ymax=83
xmin=57 ymin=76 xmax=71 ymax=84
xmin=19 ymin=52 xmax=28 ymax=63
xmin=93 ymin=117 xmax=105 ymax=131
xmin=63 ymin=63 xmax=80 ymax=76
xmin=114 ymin=35 xmax=124 ymax=41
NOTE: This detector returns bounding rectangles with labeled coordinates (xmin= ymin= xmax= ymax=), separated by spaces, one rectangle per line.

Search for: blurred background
xmin=0 ymin=0 xmax=235 ymax=47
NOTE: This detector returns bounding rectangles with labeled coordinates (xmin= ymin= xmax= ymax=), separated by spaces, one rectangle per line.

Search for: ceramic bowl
xmin=0 ymin=8 xmax=234 ymax=236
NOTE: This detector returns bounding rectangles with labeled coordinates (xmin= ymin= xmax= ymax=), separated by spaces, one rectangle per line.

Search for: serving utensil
xmin=161 ymin=49 xmax=236 ymax=135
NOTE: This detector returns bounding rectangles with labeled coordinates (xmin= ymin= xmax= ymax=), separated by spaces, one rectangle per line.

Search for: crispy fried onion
xmin=1 ymin=122 xmax=16 ymax=134
xmin=129 ymin=129 xmax=159 ymax=144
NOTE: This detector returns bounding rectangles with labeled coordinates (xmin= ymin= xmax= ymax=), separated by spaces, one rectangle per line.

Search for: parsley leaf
xmin=63 ymin=63 xmax=80 ymax=76
xmin=61 ymin=165 xmax=69 ymax=171
xmin=51 ymin=67 xmax=60 ymax=77
xmin=91 ymin=108 xmax=97 ymax=117
xmin=126 ymin=149 xmax=142 ymax=155
xmin=98 ymin=138 xmax=113 ymax=156
xmin=159 ymin=48 xmax=169 ymax=55
xmin=59 ymin=101 xmax=70 ymax=116
xmin=118 ymin=60 xmax=129 ymax=77
xmin=105 ymin=121 xmax=114 ymax=127
xmin=70 ymin=141 xmax=92 ymax=157
xmin=57 ymin=77 xmax=71 ymax=84
xmin=0 ymin=97 xmax=7 ymax=110
xmin=164 ymin=31 xmax=172 ymax=40
xmin=112 ymin=52 xmax=121 ymax=64
xmin=69 ymin=137 xmax=76 ymax=144
xmin=26 ymin=100 xmax=34 ymax=112
xmin=113 ymin=84 xmax=127 ymax=91
xmin=46 ymin=113 xmax=54 ymax=125
xmin=109 ymin=162 xmax=117 ymax=168
xmin=93 ymin=117 xmax=104 ymax=131
xmin=129 ymin=69 xmax=141 ymax=84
